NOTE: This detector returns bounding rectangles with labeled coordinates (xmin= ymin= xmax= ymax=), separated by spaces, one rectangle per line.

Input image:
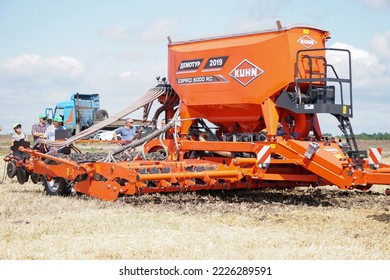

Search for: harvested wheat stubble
xmin=1 ymin=159 xmax=389 ymax=260
xmin=0 ymin=142 xmax=389 ymax=260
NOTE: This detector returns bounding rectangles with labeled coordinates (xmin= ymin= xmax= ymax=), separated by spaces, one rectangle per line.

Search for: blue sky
xmin=1 ymin=0 xmax=390 ymax=135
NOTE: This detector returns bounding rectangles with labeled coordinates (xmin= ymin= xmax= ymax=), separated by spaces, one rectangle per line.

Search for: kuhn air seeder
xmin=5 ymin=23 xmax=390 ymax=201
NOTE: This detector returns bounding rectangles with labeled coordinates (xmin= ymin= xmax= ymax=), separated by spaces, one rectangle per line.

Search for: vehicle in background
xmin=90 ymin=126 xmax=153 ymax=141
xmin=92 ymin=130 xmax=119 ymax=141
xmin=45 ymin=93 xmax=108 ymax=135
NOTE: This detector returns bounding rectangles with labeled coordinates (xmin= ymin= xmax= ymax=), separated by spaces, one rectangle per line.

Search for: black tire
xmin=30 ymin=173 xmax=40 ymax=184
xmin=43 ymin=177 xmax=71 ymax=196
xmin=6 ymin=161 xmax=17 ymax=178
xmin=16 ymin=167 xmax=29 ymax=184
xmin=94 ymin=109 xmax=108 ymax=121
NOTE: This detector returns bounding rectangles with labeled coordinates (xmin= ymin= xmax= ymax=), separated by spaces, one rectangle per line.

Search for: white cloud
xmin=140 ymin=18 xmax=179 ymax=43
xmin=118 ymin=71 xmax=137 ymax=78
xmin=226 ymin=0 xmax=292 ymax=33
xmin=0 ymin=54 xmax=86 ymax=133
xmin=100 ymin=19 xmax=179 ymax=45
xmin=361 ymin=0 xmax=390 ymax=9
xmin=371 ymin=30 xmax=390 ymax=61
xmin=228 ymin=18 xmax=277 ymax=34
xmin=46 ymin=56 xmax=84 ymax=76
xmin=99 ymin=25 xmax=131 ymax=42
xmin=328 ymin=42 xmax=389 ymax=90
xmin=315 ymin=41 xmax=390 ymax=134
xmin=0 ymin=54 xmax=84 ymax=82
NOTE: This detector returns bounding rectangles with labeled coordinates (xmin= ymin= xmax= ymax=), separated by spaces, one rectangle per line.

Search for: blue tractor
xmin=45 ymin=93 xmax=108 ymax=135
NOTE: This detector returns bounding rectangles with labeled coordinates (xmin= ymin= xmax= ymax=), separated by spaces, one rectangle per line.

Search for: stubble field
xmin=0 ymin=138 xmax=389 ymax=260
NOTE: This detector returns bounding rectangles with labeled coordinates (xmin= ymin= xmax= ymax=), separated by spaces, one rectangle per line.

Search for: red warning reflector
xmin=369 ymin=147 xmax=382 ymax=169
xmin=257 ymin=146 xmax=271 ymax=169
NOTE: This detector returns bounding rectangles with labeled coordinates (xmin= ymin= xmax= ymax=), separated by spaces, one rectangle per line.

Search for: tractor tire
xmin=94 ymin=109 xmax=109 ymax=121
xmin=6 ymin=161 xmax=17 ymax=178
xmin=43 ymin=177 xmax=71 ymax=196
xmin=16 ymin=167 xmax=29 ymax=184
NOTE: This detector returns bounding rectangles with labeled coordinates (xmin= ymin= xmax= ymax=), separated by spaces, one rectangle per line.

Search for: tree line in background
xmin=324 ymin=132 xmax=390 ymax=140
xmin=354 ymin=132 xmax=390 ymax=140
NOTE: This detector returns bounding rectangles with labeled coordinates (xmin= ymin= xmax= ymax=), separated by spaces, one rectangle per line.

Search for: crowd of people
xmin=7 ymin=113 xmax=65 ymax=154
xmin=5 ymin=115 xmax=143 ymax=155
xmin=4 ymin=114 xmax=291 ymax=150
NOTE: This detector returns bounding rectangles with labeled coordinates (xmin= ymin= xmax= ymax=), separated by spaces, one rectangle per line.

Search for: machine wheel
xmin=16 ymin=167 xmax=29 ymax=184
xmin=94 ymin=109 xmax=108 ymax=121
xmin=6 ymin=161 xmax=17 ymax=178
xmin=43 ymin=177 xmax=71 ymax=196
xmin=30 ymin=173 xmax=40 ymax=184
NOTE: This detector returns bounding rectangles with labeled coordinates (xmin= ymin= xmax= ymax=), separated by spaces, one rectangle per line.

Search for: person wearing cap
xmin=31 ymin=113 xmax=48 ymax=145
xmin=44 ymin=116 xmax=65 ymax=141
xmin=276 ymin=122 xmax=286 ymax=136
xmin=11 ymin=123 xmax=28 ymax=145
xmin=113 ymin=118 xmax=138 ymax=144
xmin=10 ymin=123 xmax=30 ymax=159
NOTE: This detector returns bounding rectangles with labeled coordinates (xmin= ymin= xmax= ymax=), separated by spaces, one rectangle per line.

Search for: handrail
xmin=294 ymin=48 xmax=352 ymax=115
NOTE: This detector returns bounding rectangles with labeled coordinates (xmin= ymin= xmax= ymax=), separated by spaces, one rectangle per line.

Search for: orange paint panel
xmin=64 ymin=108 xmax=74 ymax=124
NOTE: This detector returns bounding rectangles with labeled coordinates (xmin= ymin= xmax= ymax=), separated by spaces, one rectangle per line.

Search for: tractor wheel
xmin=6 ymin=161 xmax=17 ymax=178
xmin=43 ymin=177 xmax=71 ymax=196
xmin=16 ymin=167 xmax=29 ymax=184
xmin=94 ymin=109 xmax=109 ymax=121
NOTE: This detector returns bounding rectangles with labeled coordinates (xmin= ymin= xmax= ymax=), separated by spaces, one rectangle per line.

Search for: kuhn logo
xmin=297 ymin=35 xmax=317 ymax=48
xmin=229 ymin=59 xmax=264 ymax=86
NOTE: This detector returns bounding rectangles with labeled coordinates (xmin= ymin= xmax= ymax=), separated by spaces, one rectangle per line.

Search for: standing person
xmin=113 ymin=118 xmax=137 ymax=144
xmin=44 ymin=116 xmax=65 ymax=141
xmin=31 ymin=113 xmax=48 ymax=147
